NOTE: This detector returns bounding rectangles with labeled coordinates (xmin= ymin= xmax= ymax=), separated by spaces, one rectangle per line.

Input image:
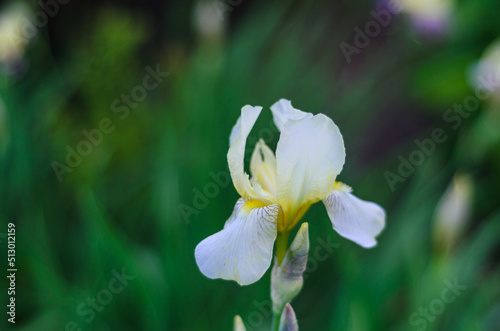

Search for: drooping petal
xmin=228 ymin=106 xmax=275 ymax=203
xmin=250 ymin=139 xmax=278 ymax=196
xmin=195 ymin=198 xmax=281 ymax=285
xmin=270 ymin=99 xmax=312 ymax=132
xmin=275 ymin=113 xmax=345 ymax=226
xmin=323 ymin=183 xmax=385 ymax=248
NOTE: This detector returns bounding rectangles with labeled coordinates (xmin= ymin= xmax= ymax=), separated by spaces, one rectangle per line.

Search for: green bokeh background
xmin=0 ymin=0 xmax=499 ymax=330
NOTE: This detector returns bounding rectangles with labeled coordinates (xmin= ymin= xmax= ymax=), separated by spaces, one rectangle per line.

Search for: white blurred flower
xmin=470 ymin=39 xmax=500 ymax=96
xmin=433 ymin=173 xmax=473 ymax=251
xmin=399 ymin=0 xmax=453 ymax=35
xmin=0 ymin=3 xmax=31 ymax=72
xmin=195 ymin=99 xmax=386 ymax=285
xmin=193 ymin=1 xmax=224 ymax=40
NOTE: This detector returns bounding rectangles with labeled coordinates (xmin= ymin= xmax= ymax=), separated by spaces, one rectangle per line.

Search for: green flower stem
xmin=271 ymin=312 xmax=282 ymax=331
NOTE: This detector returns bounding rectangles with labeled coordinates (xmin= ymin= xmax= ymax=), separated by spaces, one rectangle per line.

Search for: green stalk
xmin=271 ymin=312 xmax=282 ymax=331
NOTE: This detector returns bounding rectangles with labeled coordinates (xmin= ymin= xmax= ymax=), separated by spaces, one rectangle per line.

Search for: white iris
xmin=195 ymin=99 xmax=386 ymax=285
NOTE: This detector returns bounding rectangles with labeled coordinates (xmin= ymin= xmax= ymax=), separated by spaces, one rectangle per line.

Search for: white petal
xmin=270 ymin=99 xmax=312 ymax=131
xmin=195 ymin=198 xmax=280 ymax=285
xmin=228 ymin=105 xmax=261 ymax=197
xmin=323 ymin=183 xmax=385 ymax=248
xmin=250 ymin=139 xmax=278 ymax=196
xmin=275 ymin=113 xmax=345 ymax=223
xmin=228 ymin=106 xmax=275 ymax=203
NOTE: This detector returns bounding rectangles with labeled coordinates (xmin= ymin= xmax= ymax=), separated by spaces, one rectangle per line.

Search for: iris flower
xmin=195 ymin=99 xmax=385 ymax=285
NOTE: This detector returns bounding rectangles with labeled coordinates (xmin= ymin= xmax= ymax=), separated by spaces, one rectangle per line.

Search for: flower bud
xmin=233 ymin=315 xmax=246 ymax=331
xmin=278 ymin=303 xmax=298 ymax=331
xmin=271 ymin=222 xmax=309 ymax=314
xmin=433 ymin=172 xmax=473 ymax=253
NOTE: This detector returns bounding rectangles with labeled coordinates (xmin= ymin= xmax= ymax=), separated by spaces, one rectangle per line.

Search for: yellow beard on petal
xmin=333 ymin=181 xmax=352 ymax=192
xmin=242 ymin=199 xmax=268 ymax=213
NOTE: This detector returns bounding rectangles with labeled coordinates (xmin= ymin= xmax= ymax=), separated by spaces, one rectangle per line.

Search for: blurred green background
xmin=0 ymin=0 xmax=499 ymax=330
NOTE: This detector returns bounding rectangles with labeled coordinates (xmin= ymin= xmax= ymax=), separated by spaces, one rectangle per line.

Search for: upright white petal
xmin=195 ymin=198 xmax=280 ymax=285
xmin=275 ymin=113 xmax=345 ymax=225
xmin=270 ymin=99 xmax=312 ymax=132
xmin=250 ymin=139 xmax=278 ymax=196
xmin=323 ymin=183 xmax=385 ymax=248
xmin=228 ymin=105 xmax=261 ymax=196
xmin=228 ymin=106 xmax=275 ymax=203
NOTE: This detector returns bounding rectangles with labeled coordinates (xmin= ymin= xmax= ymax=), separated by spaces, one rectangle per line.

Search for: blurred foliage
xmin=0 ymin=0 xmax=499 ymax=330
